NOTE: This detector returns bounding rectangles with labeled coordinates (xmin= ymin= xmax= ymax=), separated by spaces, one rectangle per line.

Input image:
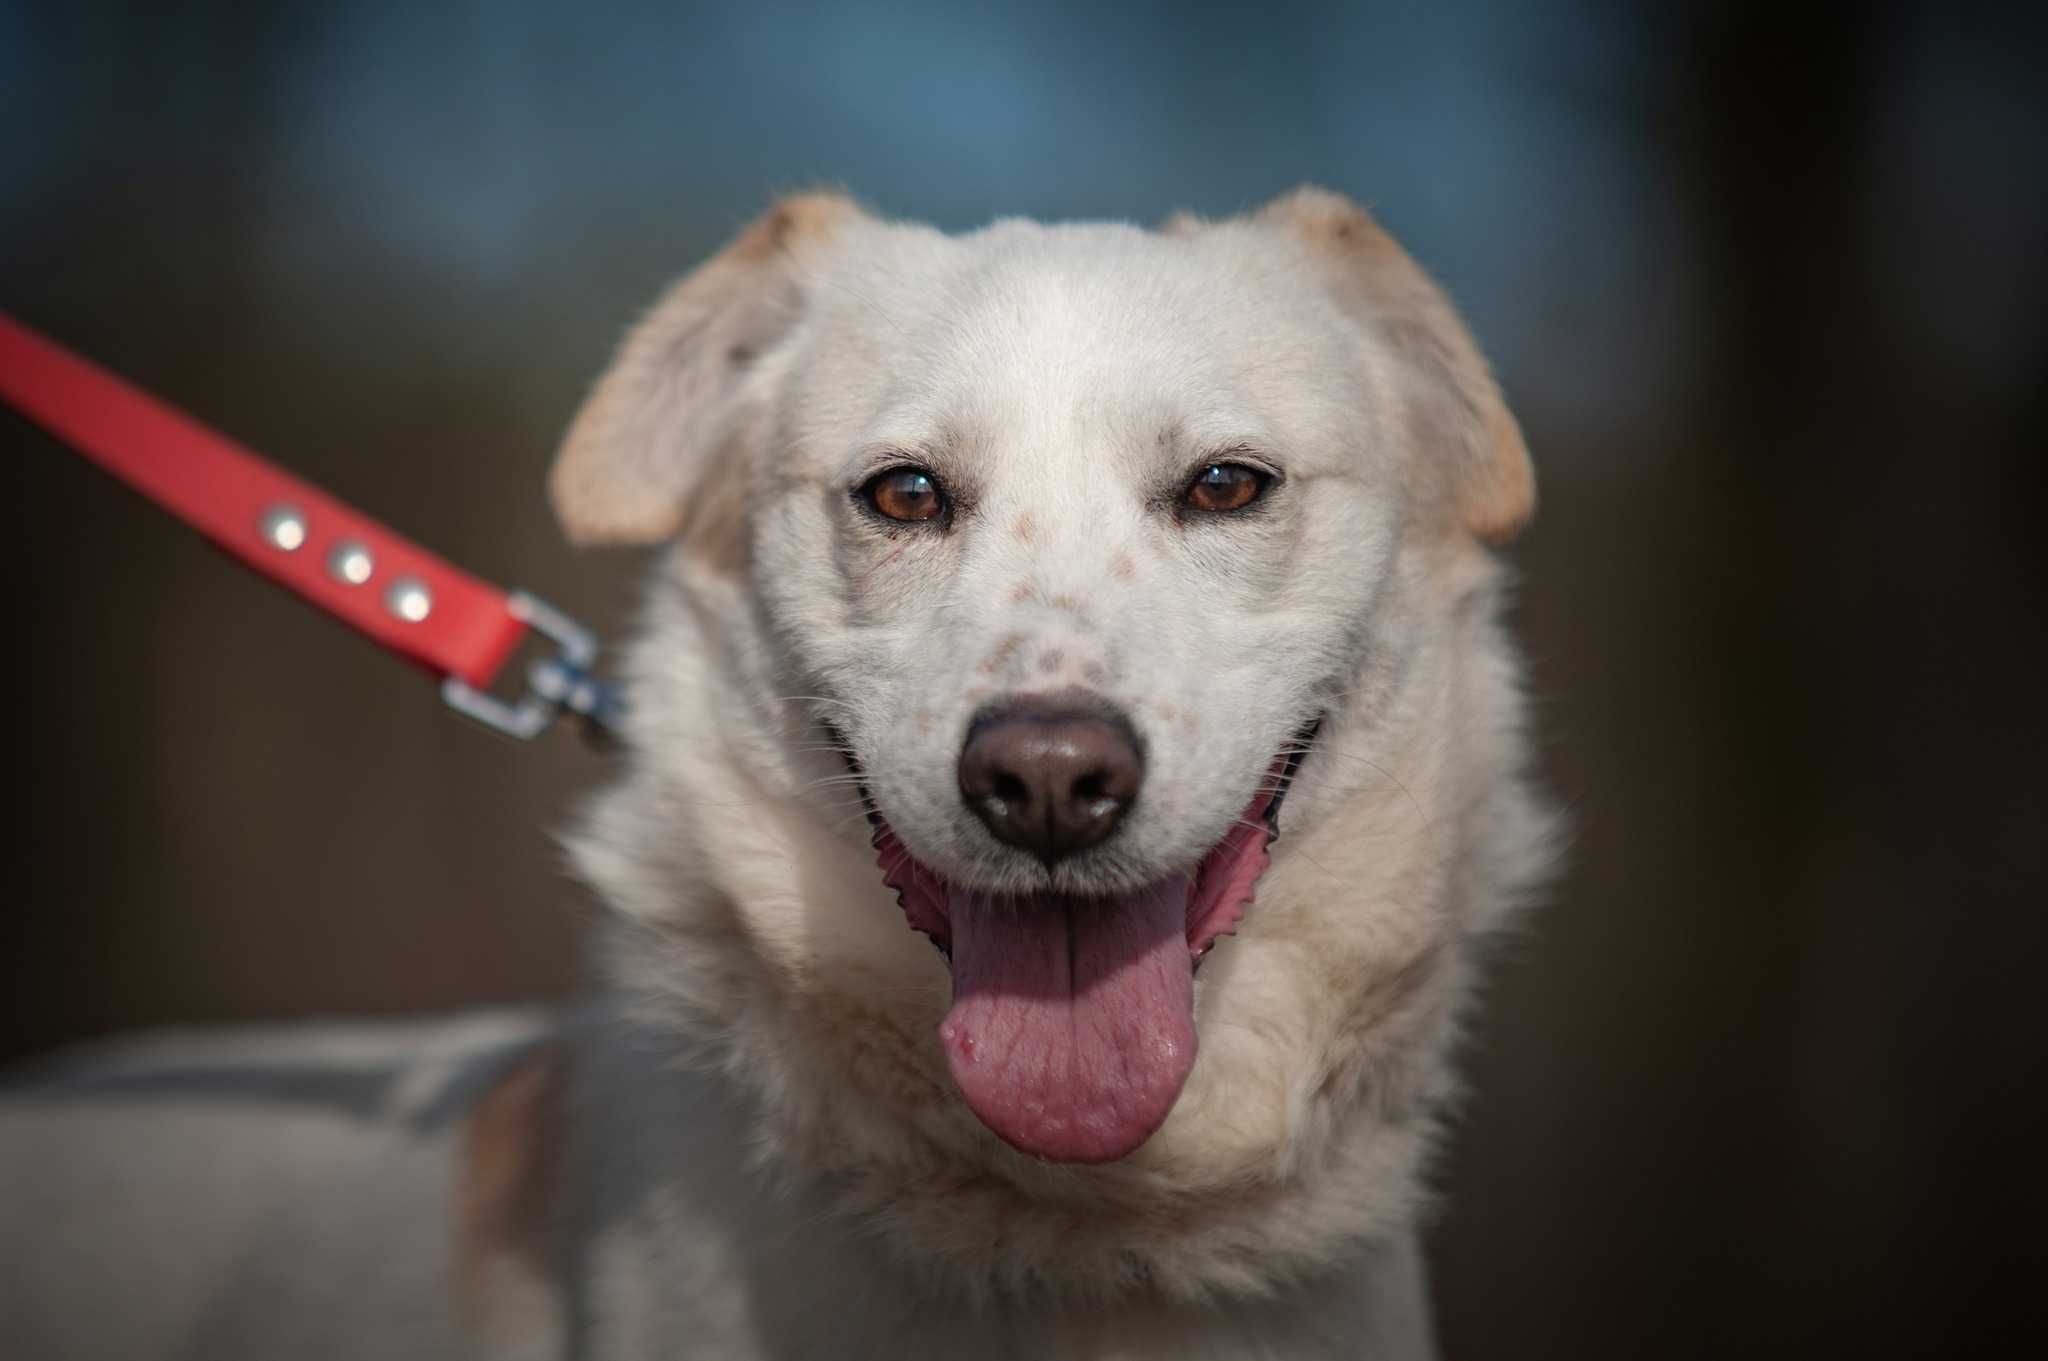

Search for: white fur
xmin=560 ymin=190 xmax=1556 ymax=1353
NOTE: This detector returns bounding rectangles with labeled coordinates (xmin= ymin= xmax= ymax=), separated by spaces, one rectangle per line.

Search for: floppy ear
xmin=550 ymin=192 xmax=866 ymax=560
xmin=1255 ymin=186 xmax=1534 ymax=543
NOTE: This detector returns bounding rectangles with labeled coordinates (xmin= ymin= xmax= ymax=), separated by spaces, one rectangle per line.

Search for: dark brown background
xmin=6 ymin=2 xmax=2045 ymax=1356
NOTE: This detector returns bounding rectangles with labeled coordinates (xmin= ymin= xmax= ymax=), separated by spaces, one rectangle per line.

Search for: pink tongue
xmin=938 ymin=881 xmax=1196 ymax=1164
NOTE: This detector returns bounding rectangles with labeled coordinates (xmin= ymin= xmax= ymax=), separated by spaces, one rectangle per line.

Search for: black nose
xmin=958 ymin=699 xmax=1144 ymax=865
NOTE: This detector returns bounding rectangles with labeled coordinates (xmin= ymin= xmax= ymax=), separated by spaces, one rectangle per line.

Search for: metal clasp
xmin=441 ymin=592 xmax=623 ymax=742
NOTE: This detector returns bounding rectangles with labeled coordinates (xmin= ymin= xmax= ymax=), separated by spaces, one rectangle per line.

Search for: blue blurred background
xmin=6 ymin=2 xmax=2045 ymax=1355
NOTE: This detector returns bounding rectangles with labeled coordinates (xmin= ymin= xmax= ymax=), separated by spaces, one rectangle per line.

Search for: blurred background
xmin=5 ymin=1 xmax=2044 ymax=1355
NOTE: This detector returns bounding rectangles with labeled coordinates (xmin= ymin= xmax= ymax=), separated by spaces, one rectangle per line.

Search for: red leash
xmin=1 ymin=311 xmax=617 ymax=741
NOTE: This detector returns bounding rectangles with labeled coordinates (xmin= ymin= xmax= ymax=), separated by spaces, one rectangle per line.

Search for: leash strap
xmin=1 ymin=311 xmax=618 ymax=740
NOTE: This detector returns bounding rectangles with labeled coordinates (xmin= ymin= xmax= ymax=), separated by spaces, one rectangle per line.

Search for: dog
xmin=1 ymin=186 xmax=1554 ymax=1359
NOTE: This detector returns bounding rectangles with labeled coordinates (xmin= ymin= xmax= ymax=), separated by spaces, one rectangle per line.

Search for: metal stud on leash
xmin=259 ymin=504 xmax=307 ymax=552
xmin=384 ymin=577 xmax=433 ymax=622
xmin=328 ymin=540 xmax=374 ymax=585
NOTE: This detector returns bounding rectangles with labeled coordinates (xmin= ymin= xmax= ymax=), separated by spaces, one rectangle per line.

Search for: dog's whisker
xmin=792 ymin=773 xmax=872 ymax=790
xmin=769 ymin=694 xmax=861 ymax=710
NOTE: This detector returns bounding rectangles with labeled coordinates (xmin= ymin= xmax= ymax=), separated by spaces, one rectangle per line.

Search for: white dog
xmin=1 ymin=187 xmax=1554 ymax=1360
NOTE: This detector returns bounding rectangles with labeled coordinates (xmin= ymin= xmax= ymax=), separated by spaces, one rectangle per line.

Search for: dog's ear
xmin=550 ymin=192 xmax=865 ymax=559
xmin=1255 ymin=186 xmax=1534 ymax=544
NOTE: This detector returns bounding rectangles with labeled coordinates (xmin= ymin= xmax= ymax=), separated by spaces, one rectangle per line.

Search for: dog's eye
xmin=1183 ymin=463 xmax=1269 ymax=514
xmin=863 ymin=468 xmax=946 ymax=523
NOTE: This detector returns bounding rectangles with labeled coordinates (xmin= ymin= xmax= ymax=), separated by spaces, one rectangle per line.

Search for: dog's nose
xmin=958 ymin=701 xmax=1143 ymax=865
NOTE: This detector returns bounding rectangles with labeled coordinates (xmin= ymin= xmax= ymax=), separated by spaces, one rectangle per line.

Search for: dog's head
xmin=555 ymin=189 xmax=1534 ymax=1176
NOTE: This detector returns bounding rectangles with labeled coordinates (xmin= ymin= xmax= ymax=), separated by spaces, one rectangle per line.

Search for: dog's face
xmin=765 ymin=218 xmax=1391 ymax=897
xmin=553 ymin=188 xmax=1533 ymax=1172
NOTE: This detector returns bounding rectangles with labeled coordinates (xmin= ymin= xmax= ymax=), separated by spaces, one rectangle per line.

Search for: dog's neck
xmin=554 ymin=997 xmax=1442 ymax=1359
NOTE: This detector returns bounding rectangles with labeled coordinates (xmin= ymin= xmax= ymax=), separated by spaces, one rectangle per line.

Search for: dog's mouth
xmin=863 ymin=723 xmax=1317 ymax=1164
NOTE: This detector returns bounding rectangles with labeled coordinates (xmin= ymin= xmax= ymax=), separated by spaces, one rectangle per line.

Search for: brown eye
xmin=1183 ymin=462 xmax=1269 ymax=514
xmin=864 ymin=467 xmax=946 ymax=523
